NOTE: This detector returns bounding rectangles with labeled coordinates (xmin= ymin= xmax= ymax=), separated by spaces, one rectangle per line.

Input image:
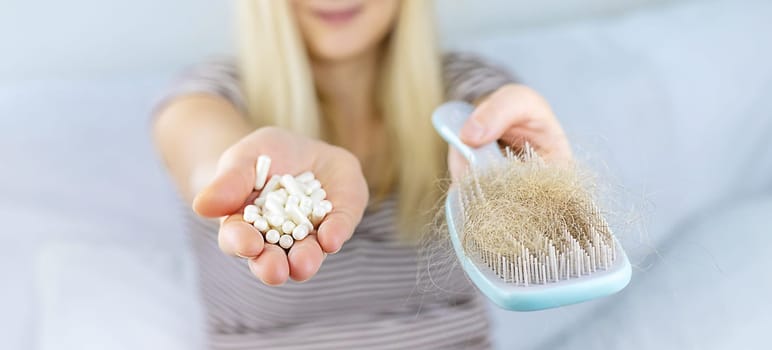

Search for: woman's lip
xmin=312 ymin=6 xmax=362 ymax=24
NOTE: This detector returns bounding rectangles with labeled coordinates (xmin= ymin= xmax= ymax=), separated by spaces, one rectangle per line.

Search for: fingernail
xmin=464 ymin=120 xmax=486 ymax=142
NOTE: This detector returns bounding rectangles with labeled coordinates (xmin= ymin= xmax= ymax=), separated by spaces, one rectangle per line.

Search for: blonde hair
xmin=237 ymin=0 xmax=445 ymax=238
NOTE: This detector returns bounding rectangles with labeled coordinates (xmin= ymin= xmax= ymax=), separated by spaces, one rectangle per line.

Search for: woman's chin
xmin=308 ymin=40 xmax=378 ymax=63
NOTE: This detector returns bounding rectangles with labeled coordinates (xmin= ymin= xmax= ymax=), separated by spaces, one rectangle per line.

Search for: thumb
xmin=459 ymin=87 xmax=533 ymax=147
xmin=193 ymin=157 xmax=255 ymax=218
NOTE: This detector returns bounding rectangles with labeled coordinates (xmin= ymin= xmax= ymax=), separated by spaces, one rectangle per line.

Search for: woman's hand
xmin=193 ymin=127 xmax=369 ymax=286
xmin=448 ymin=84 xmax=573 ymax=180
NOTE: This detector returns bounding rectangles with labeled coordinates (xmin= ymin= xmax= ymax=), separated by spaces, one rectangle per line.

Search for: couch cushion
xmin=453 ymin=0 xmax=772 ymax=261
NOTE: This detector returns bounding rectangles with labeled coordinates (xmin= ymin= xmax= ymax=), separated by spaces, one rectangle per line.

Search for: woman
xmin=154 ymin=0 xmax=571 ymax=348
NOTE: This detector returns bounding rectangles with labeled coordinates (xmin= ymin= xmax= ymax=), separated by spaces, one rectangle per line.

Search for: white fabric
xmin=456 ymin=0 xmax=772 ymax=260
xmin=465 ymin=0 xmax=772 ymax=348
xmin=549 ymin=195 xmax=772 ymax=349
xmin=436 ymin=0 xmax=672 ymax=44
xmin=0 ymin=0 xmax=667 ymax=80
xmin=1 ymin=0 xmax=771 ymax=349
xmin=35 ymin=243 xmax=204 ymax=350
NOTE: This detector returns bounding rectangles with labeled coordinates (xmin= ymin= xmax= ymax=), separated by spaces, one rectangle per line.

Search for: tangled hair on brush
xmin=457 ymin=146 xmax=617 ymax=283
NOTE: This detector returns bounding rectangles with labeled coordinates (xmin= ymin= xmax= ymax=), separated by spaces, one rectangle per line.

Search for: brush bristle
xmin=459 ymin=145 xmax=617 ymax=286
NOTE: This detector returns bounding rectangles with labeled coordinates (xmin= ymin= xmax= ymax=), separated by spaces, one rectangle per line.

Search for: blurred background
xmin=1 ymin=0 xmax=771 ymax=349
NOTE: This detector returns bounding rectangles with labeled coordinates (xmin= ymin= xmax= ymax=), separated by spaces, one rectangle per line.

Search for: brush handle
xmin=432 ymin=101 xmax=504 ymax=170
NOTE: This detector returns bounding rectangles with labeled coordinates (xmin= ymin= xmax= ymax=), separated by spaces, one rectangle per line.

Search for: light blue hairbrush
xmin=432 ymin=101 xmax=631 ymax=311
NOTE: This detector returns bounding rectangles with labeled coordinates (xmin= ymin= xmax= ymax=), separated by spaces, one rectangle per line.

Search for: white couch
xmin=2 ymin=0 xmax=770 ymax=349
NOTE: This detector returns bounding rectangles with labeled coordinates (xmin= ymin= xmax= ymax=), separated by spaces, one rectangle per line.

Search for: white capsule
xmin=304 ymin=179 xmax=322 ymax=195
xmin=263 ymin=198 xmax=285 ymax=216
xmin=286 ymin=205 xmax=313 ymax=228
xmin=295 ymin=171 xmax=315 ymax=184
xmin=253 ymin=197 xmax=266 ymax=207
xmin=266 ymin=190 xmax=287 ymax=205
xmin=318 ymin=200 xmax=333 ymax=213
xmin=276 ymin=188 xmax=289 ymax=201
xmin=266 ymin=213 xmax=285 ymax=228
xmin=309 ymin=188 xmax=326 ymax=203
xmin=300 ymin=196 xmax=313 ymax=209
xmin=299 ymin=203 xmax=312 ymax=217
xmin=242 ymin=210 xmax=259 ymax=224
xmin=291 ymin=224 xmax=310 ymax=241
xmin=280 ymin=174 xmax=305 ymax=198
xmin=253 ymin=216 xmax=269 ymax=232
xmin=254 ymin=155 xmax=271 ymax=190
xmin=281 ymin=220 xmax=296 ymax=234
xmin=311 ymin=206 xmax=327 ymax=226
xmin=265 ymin=229 xmax=280 ymax=244
xmin=257 ymin=175 xmax=281 ymax=199
xmin=285 ymin=203 xmax=299 ymax=214
xmin=279 ymin=234 xmax=294 ymax=249
xmin=285 ymin=195 xmax=301 ymax=209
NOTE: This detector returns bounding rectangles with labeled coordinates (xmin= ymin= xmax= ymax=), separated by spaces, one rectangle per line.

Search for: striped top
xmin=165 ymin=53 xmax=515 ymax=349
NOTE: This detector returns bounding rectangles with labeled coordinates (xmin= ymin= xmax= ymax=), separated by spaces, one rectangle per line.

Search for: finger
xmin=193 ymin=149 xmax=256 ymax=218
xmin=501 ymin=126 xmax=573 ymax=163
xmin=287 ymin=234 xmax=325 ymax=282
xmin=218 ymin=214 xmax=265 ymax=258
xmin=499 ymin=127 xmax=535 ymax=152
xmin=315 ymin=151 xmax=368 ymax=253
xmin=247 ymin=245 xmax=290 ymax=286
xmin=459 ymin=86 xmax=536 ymax=147
xmin=316 ymin=206 xmax=360 ymax=254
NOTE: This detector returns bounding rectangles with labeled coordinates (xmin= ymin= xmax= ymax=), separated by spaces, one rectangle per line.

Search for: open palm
xmin=193 ymin=127 xmax=369 ymax=285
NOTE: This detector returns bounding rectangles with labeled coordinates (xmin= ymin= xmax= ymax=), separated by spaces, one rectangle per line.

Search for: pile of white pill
xmin=242 ymin=155 xmax=333 ymax=250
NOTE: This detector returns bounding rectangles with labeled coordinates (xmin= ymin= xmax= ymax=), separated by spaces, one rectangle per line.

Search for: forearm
xmin=153 ymin=94 xmax=253 ymax=201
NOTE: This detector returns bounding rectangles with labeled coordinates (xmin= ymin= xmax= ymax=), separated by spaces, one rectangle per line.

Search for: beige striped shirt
xmin=164 ymin=53 xmax=515 ymax=349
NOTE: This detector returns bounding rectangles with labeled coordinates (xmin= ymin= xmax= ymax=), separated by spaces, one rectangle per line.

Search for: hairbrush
xmin=432 ymin=101 xmax=631 ymax=311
